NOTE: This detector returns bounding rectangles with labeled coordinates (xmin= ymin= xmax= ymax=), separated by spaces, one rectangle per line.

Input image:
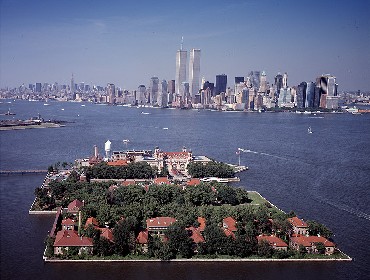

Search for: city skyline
xmin=1 ymin=0 xmax=369 ymax=91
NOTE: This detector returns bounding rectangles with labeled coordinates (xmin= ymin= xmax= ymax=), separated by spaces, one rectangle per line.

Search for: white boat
xmin=141 ymin=112 xmax=150 ymax=115
xmin=308 ymin=126 xmax=313 ymax=134
xmin=163 ymin=127 xmax=168 ymax=130
xmin=81 ymin=104 xmax=86 ymax=107
xmin=43 ymin=103 xmax=49 ymax=106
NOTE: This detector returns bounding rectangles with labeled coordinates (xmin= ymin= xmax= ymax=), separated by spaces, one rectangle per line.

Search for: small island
xmin=0 ymin=114 xmax=65 ymax=131
xmin=30 ymin=143 xmax=351 ymax=261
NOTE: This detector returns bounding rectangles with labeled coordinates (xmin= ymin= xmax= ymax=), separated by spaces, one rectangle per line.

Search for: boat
xmin=43 ymin=103 xmax=50 ymax=106
xmin=163 ymin=127 xmax=169 ymax=130
xmin=81 ymin=104 xmax=86 ymax=107
xmin=308 ymin=126 xmax=313 ymax=134
xmin=141 ymin=112 xmax=150 ymax=115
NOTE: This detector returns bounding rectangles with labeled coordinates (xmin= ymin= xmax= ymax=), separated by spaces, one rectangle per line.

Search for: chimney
xmin=78 ymin=211 xmax=82 ymax=236
xmin=94 ymin=145 xmax=98 ymax=158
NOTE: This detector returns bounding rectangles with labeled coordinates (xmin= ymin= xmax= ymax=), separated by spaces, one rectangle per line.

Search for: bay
xmin=1 ymin=100 xmax=369 ymax=280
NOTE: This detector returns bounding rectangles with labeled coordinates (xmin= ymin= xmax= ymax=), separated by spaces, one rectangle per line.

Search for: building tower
xmin=215 ymin=74 xmax=227 ymax=95
xmin=71 ymin=73 xmax=75 ymax=95
xmin=175 ymin=37 xmax=187 ymax=97
xmin=283 ymin=72 xmax=288 ymax=89
xmin=149 ymin=77 xmax=159 ymax=105
xmin=189 ymin=48 xmax=201 ymax=99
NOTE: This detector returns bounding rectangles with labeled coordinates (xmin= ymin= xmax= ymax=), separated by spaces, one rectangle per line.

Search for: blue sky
xmin=1 ymin=0 xmax=369 ymax=91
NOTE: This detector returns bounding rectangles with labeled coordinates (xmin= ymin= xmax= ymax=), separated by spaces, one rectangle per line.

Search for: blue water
xmin=1 ymin=100 xmax=370 ymax=280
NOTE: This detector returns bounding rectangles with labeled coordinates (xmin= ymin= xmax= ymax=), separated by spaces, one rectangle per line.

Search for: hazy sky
xmin=1 ymin=0 xmax=369 ymax=91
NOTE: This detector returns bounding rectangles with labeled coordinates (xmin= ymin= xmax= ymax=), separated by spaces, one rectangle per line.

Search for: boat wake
xmin=316 ymin=196 xmax=370 ymax=221
xmin=238 ymin=148 xmax=289 ymax=161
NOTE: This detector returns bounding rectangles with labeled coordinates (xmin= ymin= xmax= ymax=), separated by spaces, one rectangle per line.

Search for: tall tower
xmin=175 ymin=37 xmax=187 ymax=97
xmin=71 ymin=73 xmax=75 ymax=95
xmin=283 ymin=72 xmax=288 ymax=89
xmin=149 ymin=77 xmax=159 ymax=105
xmin=189 ymin=48 xmax=201 ymax=99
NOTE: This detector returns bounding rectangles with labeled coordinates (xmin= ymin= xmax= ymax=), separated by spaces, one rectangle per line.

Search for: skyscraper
xmin=189 ymin=49 xmax=201 ymax=99
xmin=175 ymin=38 xmax=187 ymax=97
xmin=149 ymin=77 xmax=159 ymax=105
xmin=71 ymin=73 xmax=75 ymax=95
xmin=215 ymin=74 xmax=227 ymax=95
xmin=316 ymin=74 xmax=338 ymax=109
xmin=107 ymin=83 xmax=115 ymax=104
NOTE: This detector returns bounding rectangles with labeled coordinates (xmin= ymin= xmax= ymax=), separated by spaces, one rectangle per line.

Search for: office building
xmin=175 ymin=42 xmax=187 ymax=97
xmin=149 ymin=77 xmax=159 ymax=105
xmin=189 ymin=49 xmax=201 ymax=99
xmin=215 ymin=74 xmax=227 ymax=95
xmin=35 ymin=83 xmax=42 ymax=93
xmin=235 ymin=77 xmax=244 ymax=84
xmin=297 ymin=82 xmax=307 ymax=108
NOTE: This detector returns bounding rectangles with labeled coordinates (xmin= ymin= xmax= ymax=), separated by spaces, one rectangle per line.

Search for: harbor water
xmin=1 ymin=100 xmax=369 ymax=280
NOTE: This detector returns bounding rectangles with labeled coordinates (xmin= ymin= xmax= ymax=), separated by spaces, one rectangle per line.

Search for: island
xmin=0 ymin=117 xmax=65 ymax=131
xmin=30 ymin=143 xmax=351 ymax=261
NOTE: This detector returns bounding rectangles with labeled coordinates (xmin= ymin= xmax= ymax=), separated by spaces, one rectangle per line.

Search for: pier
xmin=0 ymin=170 xmax=48 ymax=175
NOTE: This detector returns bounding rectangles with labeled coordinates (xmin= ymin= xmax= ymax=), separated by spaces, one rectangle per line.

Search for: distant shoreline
xmin=0 ymin=122 xmax=63 ymax=131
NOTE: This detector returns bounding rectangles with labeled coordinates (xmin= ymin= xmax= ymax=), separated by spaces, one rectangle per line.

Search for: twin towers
xmin=175 ymin=37 xmax=201 ymax=100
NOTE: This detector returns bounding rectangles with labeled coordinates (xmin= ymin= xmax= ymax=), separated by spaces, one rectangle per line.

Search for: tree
xmin=315 ymin=242 xmax=326 ymax=254
xmin=166 ymin=223 xmax=193 ymax=258
xmin=44 ymin=236 xmax=55 ymax=258
xmin=187 ymin=161 xmax=235 ymax=178
xmin=257 ymin=240 xmax=273 ymax=258
xmin=47 ymin=165 xmax=54 ymax=173
xmin=95 ymin=237 xmax=114 ymax=256
xmin=299 ymin=244 xmax=307 ymax=256
xmin=184 ymin=184 xmax=216 ymax=206
xmin=307 ymin=220 xmax=333 ymax=239
xmin=113 ymin=217 xmax=138 ymax=256
xmin=84 ymin=224 xmax=101 ymax=243
xmin=216 ymin=184 xmax=238 ymax=205
xmin=202 ymin=223 xmax=227 ymax=255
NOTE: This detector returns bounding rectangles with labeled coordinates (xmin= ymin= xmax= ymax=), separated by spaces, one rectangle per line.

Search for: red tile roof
xmin=223 ymin=228 xmax=236 ymax=239
xmin=290 ymin=235 xmax=335 ymax=247
xmin=67 ymin=199 xmax=84 ymax=213
xmin=136 ymin=230 xmax=149 ymax=244
xmin=154 ymin=177 xmax=171 ymax=185
xmin=187 ymin=178 xmax=201 ymax=186
xmin=121 ymin=180 xmax=136 ymax=186
xmin=53 ymin=230 xmax=93 ymax=247
xmin=61 ymin=218 xmax=75 ymax=226
xmin=146 ymin=217 xmax=176 ymax=229
xmin=85 ymin=217 xmax=99 ymax=229
xmin=257 ymin=235 xmax=288 ymax=248
xmin=288 ymin=217 xmax=308 ymax=228
xmin=197 ymin=217 xmax=206 ymax=231
xmin=223 ymin=217 xmax=237 ymax=231
xmin=100 ymin=228 xmax=114 ymax=242
xmin=107 ymin=160 xmax=128 ymax=166
xmin=163 ymin=152 xmax=191 ymax=159
xmin=186 ymin=226 xmax=205 ymax=243
xmin=108 ymin=184 xmax=119 ymax=192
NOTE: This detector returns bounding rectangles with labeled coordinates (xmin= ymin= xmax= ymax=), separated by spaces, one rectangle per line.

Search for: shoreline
xmin=0 ymin=123 xmax=63 ymax=131
xmin=44 ymin=255 xmax=352 ymax=263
